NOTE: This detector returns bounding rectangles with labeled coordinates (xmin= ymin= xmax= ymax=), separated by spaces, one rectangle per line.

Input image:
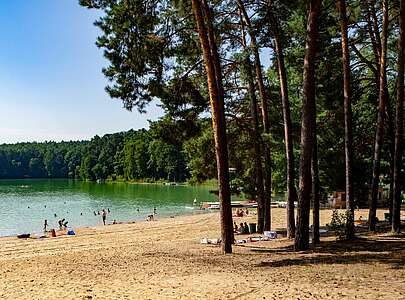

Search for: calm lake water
xmin=0 ymin=179 xmax=218 ymax=237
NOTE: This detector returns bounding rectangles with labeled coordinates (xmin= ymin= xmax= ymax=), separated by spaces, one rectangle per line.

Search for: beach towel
xmin=200 ymin=238 xmax=221 ymax=245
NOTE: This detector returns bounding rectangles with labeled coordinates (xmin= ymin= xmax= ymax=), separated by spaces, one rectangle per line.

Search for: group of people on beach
xmin=234 ymin=208 xmax=249 ymax=218
xmin=41 ymin=205 xmax=160 ymax=235
xmin=234 ymin=221 xmax=250 ymax=234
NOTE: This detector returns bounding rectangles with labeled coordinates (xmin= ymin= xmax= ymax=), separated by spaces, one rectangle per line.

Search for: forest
xmin=0 ymin=123 xmax=192 ymax=182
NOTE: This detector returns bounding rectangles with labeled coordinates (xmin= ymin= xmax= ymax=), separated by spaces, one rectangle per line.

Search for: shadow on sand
xmin=253 ymin=234 xmax=405 ymax=269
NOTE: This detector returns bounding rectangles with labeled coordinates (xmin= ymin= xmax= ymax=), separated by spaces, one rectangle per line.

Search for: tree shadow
xmin=255 ymin=237 xmax=405 ymax=269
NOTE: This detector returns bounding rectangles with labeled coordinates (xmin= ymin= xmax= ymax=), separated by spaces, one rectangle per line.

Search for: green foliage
xmin=0 ymin=121 xmax=190 ymax=182
xmin=327 ymin=209 xmax=354 ymax=240
xmin=77 ymin=0 xmax=403 ymax=204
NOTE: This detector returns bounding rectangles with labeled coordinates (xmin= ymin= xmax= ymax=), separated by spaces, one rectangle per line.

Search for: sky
xmin=0 ymin=0 xmax=163 ymax=144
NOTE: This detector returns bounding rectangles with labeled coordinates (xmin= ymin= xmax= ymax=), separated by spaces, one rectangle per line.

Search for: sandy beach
xmin=0 ymin=208 xmax=404 ymax=299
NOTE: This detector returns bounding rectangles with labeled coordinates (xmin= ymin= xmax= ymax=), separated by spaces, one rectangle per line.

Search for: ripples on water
xmin=0 ymin=179 xmax=217 ymax=236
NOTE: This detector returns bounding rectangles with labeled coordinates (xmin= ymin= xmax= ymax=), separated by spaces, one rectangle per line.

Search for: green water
xmin=0 ymin=179 xmax=218 ymax=236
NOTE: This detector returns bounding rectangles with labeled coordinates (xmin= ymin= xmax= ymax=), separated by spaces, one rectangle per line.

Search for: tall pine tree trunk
xmin=312 ymin=126 xmax=320 ymax=244
xmin=238 ymin=8 xmax=266 ymax=233
xmin=295 ymin=0 xmax=321 ymax=251
xmin=270 ymin=5 xmax=297 ymax=239
xmin=238 ymin=0 xmax=272 ymax=231
xmin=201 ymin=0 xmax=235 ymax=244
xmin=337 ymin=0 xmax=355 ymax=240
xmin=393 ymin=0 xmax=405 ymax=233
xmin=369 ymin=0 xmax=388 ymax=232
xmin=191 ymin=0 xmax=233 ymax=253
xmin=245 ymin=55 xmax=266 ymax=233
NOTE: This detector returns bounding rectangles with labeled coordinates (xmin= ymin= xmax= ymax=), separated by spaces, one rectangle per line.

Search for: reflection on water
xmin=0 ymin=179 xmax=217 ymax=236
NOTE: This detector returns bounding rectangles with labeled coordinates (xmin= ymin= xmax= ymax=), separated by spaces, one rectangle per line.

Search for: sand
xmin=0 ymin=208 xmax=404 ymax=299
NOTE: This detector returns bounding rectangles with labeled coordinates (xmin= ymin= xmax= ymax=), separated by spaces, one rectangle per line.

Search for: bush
xmin=327 ymin=209 xmax=354 ymax=240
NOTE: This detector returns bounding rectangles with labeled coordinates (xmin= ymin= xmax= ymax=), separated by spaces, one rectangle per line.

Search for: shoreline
xmin=3 ymin=206 xmax=388 ymax=240
xmin=1 ymin=207 xmax=211 ymax=239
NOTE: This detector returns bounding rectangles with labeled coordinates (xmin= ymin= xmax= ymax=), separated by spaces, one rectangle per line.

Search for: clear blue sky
xmin=0 ymin=0 xmax=163 ymax=144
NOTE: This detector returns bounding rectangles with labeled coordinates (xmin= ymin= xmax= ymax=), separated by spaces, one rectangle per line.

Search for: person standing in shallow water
xmin=101 ymin=208 xmax=107 ymax=225
xmin=43 ymin=219 xmax=48 ymax=232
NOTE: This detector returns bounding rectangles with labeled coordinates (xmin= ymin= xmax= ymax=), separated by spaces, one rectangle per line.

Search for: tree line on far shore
xmin=0 ymin=126 xmax=188 ymax=182
xmin=78 ymin=0 xmax=404 ymax=253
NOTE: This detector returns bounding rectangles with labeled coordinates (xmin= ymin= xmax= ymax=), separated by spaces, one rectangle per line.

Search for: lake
xmin=0 ymin=179 xmax=218 ymax=237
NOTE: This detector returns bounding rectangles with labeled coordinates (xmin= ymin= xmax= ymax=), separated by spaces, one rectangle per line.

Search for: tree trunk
xmin=369 ymin=0 xmax=388 ymax=232
xmin=294 ymin=0 xmax=321 ymax=251
xmin=270 ymin=4 xmax=297 ymax=239
xmin=245 ymin=55 xmax=266 ymax=233
xmin=337 ymin=0 xmax=355 ymax=240
xmin=238 ymin=7 xmax=266 ymax=233
xmin=393 ymin=0 xmax=405 ymax=233
xmin=201 ymin=0 xmax=235 ymax=245
xmin=312 ymin=126 xmax=320 ymax=244
xmin=237 ymin=0 xmax=272 ymax=231
xmin=191 ymin=0 xmax=233 ymax=253
xmin=386 ymin=102 xmax=395 ymax=221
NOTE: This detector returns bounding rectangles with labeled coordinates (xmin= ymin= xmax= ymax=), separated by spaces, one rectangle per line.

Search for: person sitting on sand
xmin=245 ymin=208 xmax=249 ymax=215
xmin=237 ymin=223 xmax=244 ymax=234
xmin=234 ymin=209 xmax=244 ymax=217
xmin=234 ymin=221 xmax=238 ymax=233
xmin=147 ymin=214 xmax=154 ymax=221
xmin=243 ymin=222 xmax=249 ymax=234
xmin=58 ymin=219 xmax=63 ymax=230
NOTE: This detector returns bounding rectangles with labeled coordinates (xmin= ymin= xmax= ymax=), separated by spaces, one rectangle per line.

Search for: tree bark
xmin=237 ymin=0 xmax=272 ymax=231
xmin=337 ymin=0 xmax=355 ymax=240
xmin=393 ymin=0 xmax=405 ymax=233
xmin=245 ymin=55 xmax=266 ymax=233
xmin=238 ymin=7 xmax=266 ymax=233
xmin=269 ymin=3 xmax=297 ymax=239
xmin=369 ymin=0 xmax=388 ymax=232
xmin=294 ymin=0 xmax=321 ymax=251
xmin=312 ymin=126 xmax=320 ymax=244
xmin=191 ymin=0 xmax=233 ymax=253
xmin=201 ymin=0 xmax=235 ymax=245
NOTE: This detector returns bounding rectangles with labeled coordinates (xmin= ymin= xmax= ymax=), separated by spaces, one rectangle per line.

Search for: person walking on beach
xmin=101 ymin=208 xmax=107 ymax=225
